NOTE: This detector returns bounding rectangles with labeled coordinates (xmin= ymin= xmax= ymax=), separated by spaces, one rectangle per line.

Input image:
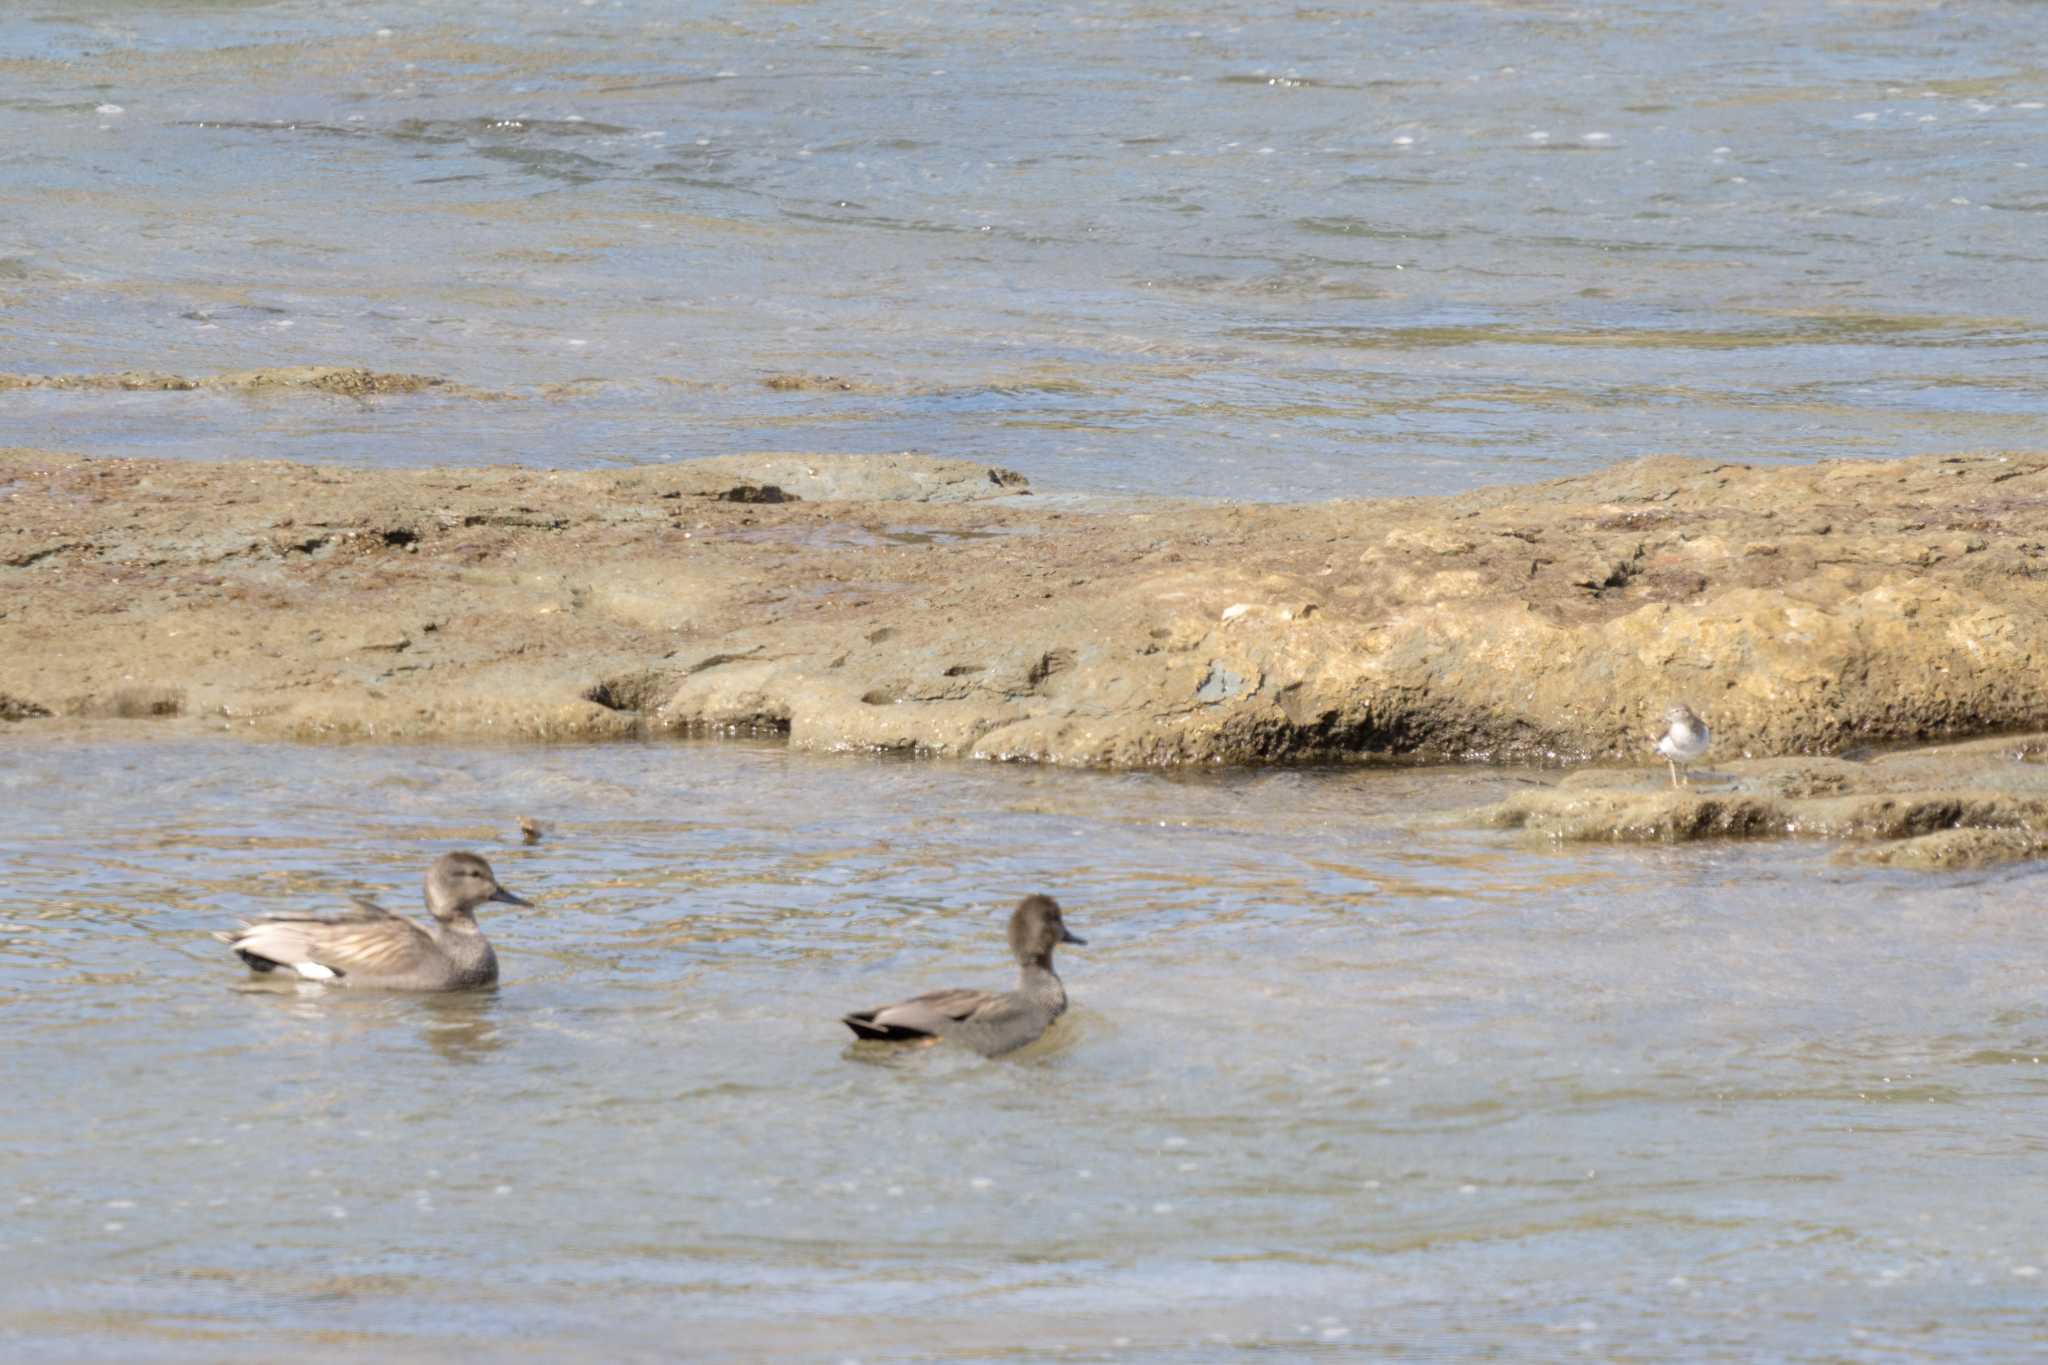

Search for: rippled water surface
xmin=8 ymin=2 xmax=2048 ymax=1358
xmin=5 ymin=738 xmax=2048 ymax=1360
xmin=3 ymin=0 xmax=2046 ymax=497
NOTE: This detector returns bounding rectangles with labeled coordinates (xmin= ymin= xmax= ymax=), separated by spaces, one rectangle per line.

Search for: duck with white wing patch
xmin=216 ymin=851 xmax=529 ymax=991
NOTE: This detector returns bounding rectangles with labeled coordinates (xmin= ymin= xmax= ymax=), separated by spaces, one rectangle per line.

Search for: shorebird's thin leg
xmin=1668 ymin=758 xmax=1681 ymax=788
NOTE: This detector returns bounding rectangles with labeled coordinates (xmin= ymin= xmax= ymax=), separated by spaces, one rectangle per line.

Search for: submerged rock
xmin=0 ymin=365 xmax=458 ymax=396
xmin=1849 ymin=827 xmax=2048 ymax=871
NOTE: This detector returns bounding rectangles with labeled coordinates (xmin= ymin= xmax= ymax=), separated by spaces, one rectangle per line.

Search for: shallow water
xmin=9 ymin=2 xmax=2048 ymax=1358
xmin=5 ymin=738 xmax=2048 ymax=1359
xmin=3 ymin=1 xmax=2047 ymax=497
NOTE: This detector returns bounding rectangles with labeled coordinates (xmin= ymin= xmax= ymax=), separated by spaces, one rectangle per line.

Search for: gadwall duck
xmin=215 ymin=851 xmax=529 ymax=991
xmin=1653 ymin=702 xmax=1711 ymax=787
xmin=843 ymin=894 xmax=1085 ymax=1056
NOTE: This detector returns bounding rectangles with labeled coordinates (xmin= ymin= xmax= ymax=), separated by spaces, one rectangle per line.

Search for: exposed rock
xmin=0 ymin=366 xmax=460 ymax=397
xmin=761 ymin=374 xmax=869 ymax=393
xmin=0 ymin=371 xmax=201 ymax=392
xmin=0 ymin=692 xmax=51 ymax=721
xmin=671 ymin=453 xmax=1029 ymax=503
xmin=712 ymin=484 xmax=798 ymax=504
xmin=210 ymin=366 xmax=448 ymax=398
xmin=1847 ymin=827 xmax=2048 ymax=871
xmin=1477 ymin=742 xmax=2048 ymax=867
xmin=4 ymin=449 xmax=2048 ymax=790
xmin=67 ymin=686 xmax=185 ymax=720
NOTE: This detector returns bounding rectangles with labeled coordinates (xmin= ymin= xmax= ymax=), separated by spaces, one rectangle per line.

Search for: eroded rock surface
xmin=4 ymin=448 xmax=2047 ymax=775
xmin=1480 ymin=736 xmax=2048 ymax=868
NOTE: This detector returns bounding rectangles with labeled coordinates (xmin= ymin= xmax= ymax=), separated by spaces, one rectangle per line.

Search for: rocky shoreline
xmin=1477 ymin=736 xmax=2048 ymax=870
xmin=5 ymin=447 xmax=2046 ymax=783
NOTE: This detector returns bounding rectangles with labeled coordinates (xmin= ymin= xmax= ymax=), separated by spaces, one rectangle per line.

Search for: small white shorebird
xmin=1653 ymin=703 xmax=1711 ymax=787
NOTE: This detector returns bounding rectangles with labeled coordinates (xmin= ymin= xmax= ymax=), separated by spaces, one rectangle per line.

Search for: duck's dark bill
xmin=491 ymin=888 xmax=534 ymax=906
xmin=1061 ymin=928 xmax=1086 ymax=945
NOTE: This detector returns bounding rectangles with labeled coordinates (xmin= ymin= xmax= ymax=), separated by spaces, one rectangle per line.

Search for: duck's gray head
xmin=1009 ymin=893 xmax=1084 ymax=964
xmin=425 ymin=851 xmax=531 ymax=919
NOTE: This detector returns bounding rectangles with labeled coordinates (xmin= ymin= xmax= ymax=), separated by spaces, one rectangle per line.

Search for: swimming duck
xmin=843 ymin=894 xmax=1085 ymax=1057
xmin=215 ymin=851 xmax=529 ymax=990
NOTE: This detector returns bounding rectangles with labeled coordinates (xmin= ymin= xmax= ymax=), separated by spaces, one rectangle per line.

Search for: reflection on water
xmin=226 ymin=979 xmax=509 ymax=1066
xmin=1 ymin=1 xmax=2045 ymax=497
xmin=3 ymin=737 xmax=2048 ymax=1358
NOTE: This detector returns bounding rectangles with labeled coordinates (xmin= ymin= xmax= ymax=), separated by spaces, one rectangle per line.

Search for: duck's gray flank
xmin=843 ymin=894 xmax=1085 ymax=1057
xmin=216 ymin=851 xmax=530 ymax=991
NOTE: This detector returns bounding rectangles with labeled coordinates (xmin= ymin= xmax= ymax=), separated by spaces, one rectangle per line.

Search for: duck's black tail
xmin=842 ymin=1011 xmax=932 ymax=1043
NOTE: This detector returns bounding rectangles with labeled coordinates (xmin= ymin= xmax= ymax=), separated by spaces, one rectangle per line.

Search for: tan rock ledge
xmin=3 ymin=447 xmax=2047 ymax=771
xmin=1479 ymin=736 xmax=2048 ymax=868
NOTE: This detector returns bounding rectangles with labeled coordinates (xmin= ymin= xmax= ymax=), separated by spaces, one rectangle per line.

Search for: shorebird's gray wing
xmin=216 ymin=901 xmax=438 ymax=982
